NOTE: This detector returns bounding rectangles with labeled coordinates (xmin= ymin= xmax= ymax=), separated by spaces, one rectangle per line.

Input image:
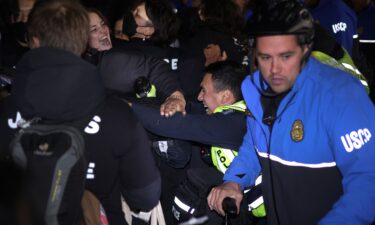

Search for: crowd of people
xmin=0 ymin=0 xmax=374 ymax=225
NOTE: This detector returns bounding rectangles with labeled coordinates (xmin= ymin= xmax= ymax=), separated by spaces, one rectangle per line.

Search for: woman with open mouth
xmin=87 ymin=8 xmax=113 ymax=52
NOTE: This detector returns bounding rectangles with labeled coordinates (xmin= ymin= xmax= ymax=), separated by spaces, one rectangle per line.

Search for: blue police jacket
xmin=224 ymin=57 xmax=375 ymax=225
xmin=309 ymin=0 xmax=357 ymax=56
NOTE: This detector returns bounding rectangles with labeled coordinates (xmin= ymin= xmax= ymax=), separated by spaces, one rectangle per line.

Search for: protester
xmin=0 ymin=2 xmax=161 ymax=224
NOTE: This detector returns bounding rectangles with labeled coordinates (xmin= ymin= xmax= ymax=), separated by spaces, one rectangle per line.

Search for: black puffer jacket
xmin=114 ymin=39 xmax=206 ymax=100
xmin=98 ymin=48 xmax=182 ymax=102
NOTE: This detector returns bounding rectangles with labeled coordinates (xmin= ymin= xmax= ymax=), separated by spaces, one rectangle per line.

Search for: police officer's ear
xmin=219 ymin=89 xmax=235 ymax=105
xmin=300 ymin=43 xmax=312 ymax=63
xmin=302 ymin=43 xmax=312 ymax=54
xmin=28 ymin=36 xmax=40 ymax=49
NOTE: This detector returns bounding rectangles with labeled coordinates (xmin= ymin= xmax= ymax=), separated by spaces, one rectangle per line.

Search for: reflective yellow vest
xmin=311 ymin=49 xmax=369 ymax=93
xmin=211 ymin=101 xmax=266 ymax=217
xmin=211 ymin=101 xmax=246 ymax=174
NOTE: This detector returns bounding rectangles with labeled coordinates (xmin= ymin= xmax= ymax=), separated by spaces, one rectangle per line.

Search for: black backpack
xmin=9 ymin=119 xmax=86 ymax=225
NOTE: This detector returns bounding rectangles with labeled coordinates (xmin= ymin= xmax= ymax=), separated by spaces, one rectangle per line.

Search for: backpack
xmin=9 ymin=118 xmax=86 ymax=225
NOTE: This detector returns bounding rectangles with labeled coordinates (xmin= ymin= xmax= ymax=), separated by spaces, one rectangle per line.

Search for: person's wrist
xmin=224 ymin=182 xmax=242 ymax=192
xmin=166 ymin=92 xmax=186 ymax=105
xmin=167 ymin=95 xmax=185 ymax=102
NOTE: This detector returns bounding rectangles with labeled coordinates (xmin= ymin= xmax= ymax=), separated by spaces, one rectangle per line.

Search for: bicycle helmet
xmin=247 ymin=0 xmax=314 ymax=45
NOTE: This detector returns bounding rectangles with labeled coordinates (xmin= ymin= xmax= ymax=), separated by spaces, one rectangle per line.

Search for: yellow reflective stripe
xmin=213 ymin=100 xmax=246 ymax=113
xmin=341 ymin=62 xmax=369 ymax=87
xmin=244 ymin=173 xmax=266 ymax=217
xmin=312 ymin=51 xmax=369 ymax=93
xmin=251 ymin=203 xmax=266 ymax=217
xmin=339 ymin=47 xmax=356 ymax=66
xmin=211 ymin=147 xmax=238 ymax=173
xmin=211 ymin=101 xmax=246 ymax=173
xmin=147 ymin=84 xmax=157 ymax=97
xmin=135 ymin=84 xmax=157 ymax=98
xmin=311 ymin=51 xmax=334 ymax=63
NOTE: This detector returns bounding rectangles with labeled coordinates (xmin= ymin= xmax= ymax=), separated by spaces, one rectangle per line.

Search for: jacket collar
xmin=242 ymin=57 xmax=317 ymax=120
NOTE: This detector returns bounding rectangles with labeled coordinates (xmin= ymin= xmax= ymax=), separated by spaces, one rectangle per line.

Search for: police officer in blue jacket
xmin=301 ymin=0 xmax=358 ymax=56
xmin=207 ymin=1 xmax=375 ymax=225
xmin=352 ymin=0 xmax=375 ymax=40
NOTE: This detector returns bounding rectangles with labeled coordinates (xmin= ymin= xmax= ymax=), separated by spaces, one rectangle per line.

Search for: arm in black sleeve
xmin=132 ymin=102 xmax=246 ymax=149
xmin=143 ymin=55 xmax=182 ymax=101
xmin=99 ymin=48 xmax=150 ymax=94
xmin=118 ymin=107 xmax=161 ymax=211
xmin=99 ymin=48 xmax=181 ymax=102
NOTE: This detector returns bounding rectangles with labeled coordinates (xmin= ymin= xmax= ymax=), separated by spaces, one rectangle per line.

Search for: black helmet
xmin=247 ymin=0 xmax=314 ymax=45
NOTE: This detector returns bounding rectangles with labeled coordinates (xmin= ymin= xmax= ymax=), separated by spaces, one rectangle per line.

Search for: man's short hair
xmin=204 ymin=61 xmax=246 ymax=102
xmin=28 ymin=1 xmax=89 ymax=55
xmin=254 ymin=34 xmax=310 ymax=48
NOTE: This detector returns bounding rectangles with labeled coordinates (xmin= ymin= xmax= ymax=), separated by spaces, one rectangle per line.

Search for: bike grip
xmin=222 ymin=197 xmax=237 ymax=216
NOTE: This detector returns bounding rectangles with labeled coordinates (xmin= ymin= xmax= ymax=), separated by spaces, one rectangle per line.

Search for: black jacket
xmin=98 ymin=48 xmax=182 ymax=102
xmin=0 ymin=47 xmax=161 ymax=225
xmin=181 ymin=24 xmax=247 ymax=66
xmin=114 ymin=39 xmax=205 ymax=100
xmin=115 ymin=38 xmax=180 ymax=71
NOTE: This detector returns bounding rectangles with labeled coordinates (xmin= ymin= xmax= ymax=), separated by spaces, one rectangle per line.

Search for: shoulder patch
xmin=341 ymin=128 xmax=372 ymax=152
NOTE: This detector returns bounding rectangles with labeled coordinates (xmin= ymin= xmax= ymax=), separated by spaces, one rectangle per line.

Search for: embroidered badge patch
xmin=291 ymin=120 xmax=304 ymax=142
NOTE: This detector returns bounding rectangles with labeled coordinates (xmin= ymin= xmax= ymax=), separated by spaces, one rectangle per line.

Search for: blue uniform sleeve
xmin=318 ymin=77 xmax=375 ymax=224
xmin=310 ymin=0 xmax=357 ymax=56
xmin=131 ymin=103 xmax=246 ymax=149
xmin=223 ymin=119 xmax=262 ymax=190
